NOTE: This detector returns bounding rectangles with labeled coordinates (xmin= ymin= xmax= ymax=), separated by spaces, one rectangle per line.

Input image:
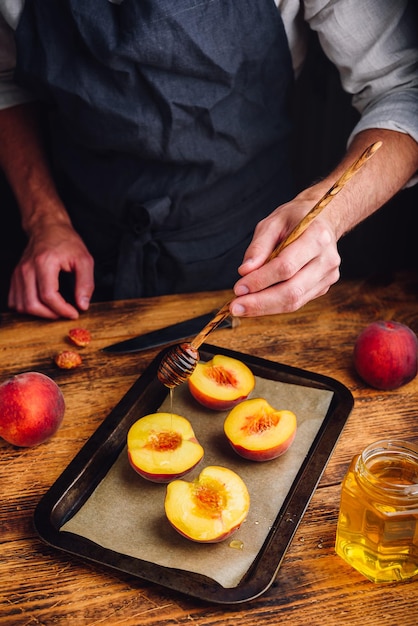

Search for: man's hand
xmin=0 ymin=103 xmax=95 ymax=319
xmin=231 ymin=197 xmax=341 ymax=317
xmin=8 ymin=221 xmax=94 ymax=319
xmin=230 ymin=129 xmax=418 ymax=318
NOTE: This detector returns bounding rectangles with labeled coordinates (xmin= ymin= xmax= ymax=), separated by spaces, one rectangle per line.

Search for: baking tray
xmin=34 ymin=344 xmax=354 ymax=604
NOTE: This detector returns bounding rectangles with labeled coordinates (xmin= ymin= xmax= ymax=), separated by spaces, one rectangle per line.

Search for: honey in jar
xmin=335 ymin=439 xmax=418 ymax=583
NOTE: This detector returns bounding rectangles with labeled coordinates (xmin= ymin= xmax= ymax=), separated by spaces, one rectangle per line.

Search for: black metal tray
xmin=34 ymin=344 xmax=354 ymax=604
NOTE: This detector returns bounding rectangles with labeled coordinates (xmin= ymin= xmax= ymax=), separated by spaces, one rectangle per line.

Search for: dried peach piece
xmin=68 ymin=327 xmax=91 ymax=347
xmin=54 ymin=350 xmax=82 ymax=369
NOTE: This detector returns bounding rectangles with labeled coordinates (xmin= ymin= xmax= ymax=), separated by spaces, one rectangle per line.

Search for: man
xmin=0 ymin=0 xmax=417 ymax=320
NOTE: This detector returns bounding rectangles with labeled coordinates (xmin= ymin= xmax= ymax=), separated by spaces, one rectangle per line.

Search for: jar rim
xmin=359 ymin=439 xmax=418 ymax=498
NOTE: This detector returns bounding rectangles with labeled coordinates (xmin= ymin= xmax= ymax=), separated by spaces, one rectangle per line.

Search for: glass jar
xmin=335 ymin=439 xmax=418 ymax=583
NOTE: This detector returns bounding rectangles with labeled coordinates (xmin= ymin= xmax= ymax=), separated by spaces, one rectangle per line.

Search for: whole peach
xmin=0 ymin=372 xmax=65 ymax=447
xmin=353 ymin=320 xmax=418 ymax=390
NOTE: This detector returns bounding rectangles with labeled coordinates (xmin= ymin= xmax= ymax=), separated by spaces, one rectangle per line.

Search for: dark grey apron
xmin=15 ymin=0 xmax=295 ymax=300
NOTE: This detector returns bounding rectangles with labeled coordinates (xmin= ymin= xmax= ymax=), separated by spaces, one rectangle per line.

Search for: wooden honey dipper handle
xmin=190 ymin=141 xmax=382 ymax=350
xmin=266 ymin=140 xmax=382 ymax=262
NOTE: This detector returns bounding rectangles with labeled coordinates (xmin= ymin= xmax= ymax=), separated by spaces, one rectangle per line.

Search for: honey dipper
xmin=157 ymin=141 xmax=382 ymax=388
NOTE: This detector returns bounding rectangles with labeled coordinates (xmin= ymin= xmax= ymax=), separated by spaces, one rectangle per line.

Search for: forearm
xmin=297 ymin=128 xmax=418 ymax=240
xmin=1 ymin=104 xmax=95 ymax=319
xmin=0 ymin=103 xmax=72 ymax=236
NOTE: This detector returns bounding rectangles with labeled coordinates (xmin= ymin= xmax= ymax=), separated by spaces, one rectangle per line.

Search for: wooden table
xmin=1 ymin=270 xmax=417 ymax=625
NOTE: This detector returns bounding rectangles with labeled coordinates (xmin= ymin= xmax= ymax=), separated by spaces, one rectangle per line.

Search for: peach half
xmin=224 ymin=398 xmax=297 ymax=461
xmin=164 ymin=465 xmax=250 ymax=543
xmin=188 ymin=354 xmax=255 ymax=410
xmin=127 ymin=413 xmax=204 ymax=483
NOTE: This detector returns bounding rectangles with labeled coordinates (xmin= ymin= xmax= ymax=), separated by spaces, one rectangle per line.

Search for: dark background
xmin=1 ymin=32 xmax=417 ymax=312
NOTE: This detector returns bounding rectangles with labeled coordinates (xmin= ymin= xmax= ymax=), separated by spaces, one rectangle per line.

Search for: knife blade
xmin=102 ymin=311 xmax=234 ymax=354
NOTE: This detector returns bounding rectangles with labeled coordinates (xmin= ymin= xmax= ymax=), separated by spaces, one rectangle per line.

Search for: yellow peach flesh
xmin=127 ymin=413 xmax=203 ymax=479
xmin=224 ymin=398 xmax=297 ymax=459
xmin=188 ymin=354 xmax=255 ymax=408
xmin=165 ymin=465 xmax=250 ymax=543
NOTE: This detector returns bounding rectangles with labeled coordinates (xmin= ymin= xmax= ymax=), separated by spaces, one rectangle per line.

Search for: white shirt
xmin=0 ymin=0 xmax=417 ymax=146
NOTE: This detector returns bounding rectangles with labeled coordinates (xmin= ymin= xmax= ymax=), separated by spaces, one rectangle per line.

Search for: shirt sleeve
xmin=303 ymin=0 xmax=418 ymax=145
xmin=0 ymin=10 xmax=34 ymax=110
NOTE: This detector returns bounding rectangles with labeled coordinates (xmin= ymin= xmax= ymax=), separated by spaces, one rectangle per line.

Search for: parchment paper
xmin=61 ymin=376 xmax=333 ymax=588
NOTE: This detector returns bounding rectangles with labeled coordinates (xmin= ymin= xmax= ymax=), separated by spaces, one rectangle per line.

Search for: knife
xmin=102 ymin=311 xmax=234 ymax=354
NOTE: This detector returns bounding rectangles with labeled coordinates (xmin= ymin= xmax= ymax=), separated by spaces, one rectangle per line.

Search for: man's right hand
xmin=0 ymin=104 xmax=95 ymax=319
xmin=8 ymin=220 xmax=95 ymax=319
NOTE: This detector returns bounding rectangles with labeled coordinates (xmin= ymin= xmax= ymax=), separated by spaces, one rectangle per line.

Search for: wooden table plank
xmin=1 ymin=270 xmax=417 ymax=624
